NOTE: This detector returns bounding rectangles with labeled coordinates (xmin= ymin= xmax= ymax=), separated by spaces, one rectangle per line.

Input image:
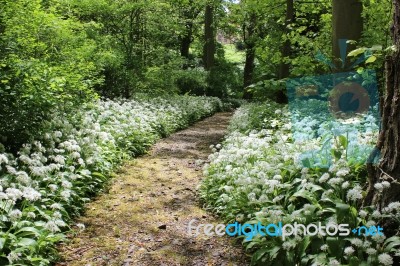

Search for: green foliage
xmin=176 ymin=67 xmax=208 ymax=96
xmin=0 ymin=0 xmax=102 ymax=151
xmin=206 ymin=59 xmax=243 ymax=98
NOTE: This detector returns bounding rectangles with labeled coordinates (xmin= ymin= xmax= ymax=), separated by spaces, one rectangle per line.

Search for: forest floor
xmin=56 ymin=112 xmax=249 ymax=266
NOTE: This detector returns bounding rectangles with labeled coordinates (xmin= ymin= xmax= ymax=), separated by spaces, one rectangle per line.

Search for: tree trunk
xmin=203 ymin=4 xmax=215 ymax=70
xmin=277 ymin=0 xmax=294 ymax=103
xmin=180 ymin=21 xmax=193 ymax=59
xmin=243 ymin=12 xmax=256 ymax=100
xmin=364 ymin=0 xmax=400 ymax=237
xmin=279 ymin=0 xmax=293 ymax=79
xmin=332 ymin=0 xmax=363 ymax=64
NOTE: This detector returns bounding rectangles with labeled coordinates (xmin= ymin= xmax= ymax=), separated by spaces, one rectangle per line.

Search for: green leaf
xmin=384 ymin=236 xmax=400 ymax=252
xmin=365 ymin=56 xmax=377 ymax=64
xmin=339 ymin=135 xmax=348 ymax=149
xmin=17 ymin=238 xmax=37 ymax=246
xmin=251 ymin=247 xmax=270 ymax=265
xmin=15 ymin=227 xmax=40 ymax=238
xmin=349 ymin=256 xmax=360 ymax=266
xmin=348 ymin=48 xmax=366 ymax=57
xmin=335 ymin=202 xmax=350 ymax=223
xmin=326 ymin=237 xmax=343 ymax=258
xmin=0 ymin=238 xmax=5 ymax=250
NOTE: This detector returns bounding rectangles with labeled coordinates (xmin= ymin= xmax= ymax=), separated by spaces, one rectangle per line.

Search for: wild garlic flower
xmin=378 ymin=253 xmax=393 ymax=265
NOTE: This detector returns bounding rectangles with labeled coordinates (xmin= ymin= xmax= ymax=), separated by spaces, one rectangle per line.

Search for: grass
xmin=223 ymin=44 xmax=245 ymax=64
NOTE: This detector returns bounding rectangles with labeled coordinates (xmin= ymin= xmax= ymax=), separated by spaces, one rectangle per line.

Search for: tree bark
xmin=243 ymin=12 xmax=257 ymax=100
xmin=364 ymin=0 xmax=400 ymax=237
xmin=279 ymin=0 xmax=293 ymax=79
xmin=332 ymin=0 xmax=363 ymax=64
xmin=203 ymin=4 xmax=215 ymax=70
xmin=180 ymin=21 xmax=193 ymax=59
xmin=277 ymin=0 xmax=294 ymax=103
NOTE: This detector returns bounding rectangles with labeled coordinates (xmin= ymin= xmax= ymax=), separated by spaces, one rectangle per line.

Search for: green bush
xmin=0 ymin=0 xmax=102 ymax=152
xmin=206 ymin=59 xmax=243 ymax=98
xmin=176 ymin=67 xmax=208 ymax=96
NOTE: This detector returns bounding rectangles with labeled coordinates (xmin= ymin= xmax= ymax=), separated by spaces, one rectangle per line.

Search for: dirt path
xmin=57 ymin=112 xmax=249 ymax=266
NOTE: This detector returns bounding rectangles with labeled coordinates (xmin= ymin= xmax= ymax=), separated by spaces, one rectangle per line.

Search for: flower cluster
xmin=0 ymin=95 xmax=221 ymax=265
xmin=200 ymin=100 xmax=400 ymax=266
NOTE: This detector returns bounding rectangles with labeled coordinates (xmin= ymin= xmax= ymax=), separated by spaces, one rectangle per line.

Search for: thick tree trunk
xmin=279 ymin=0 xmax=293 ymax=79
xmin=243 ymin=13 xmax=256 ymax=100
xmin=332 ymin=0 xmax=363 ymax=64
xmin=243 ymin=47 xmax=255 ymax=99
xmin=364 ymin=0 xmax=400 ymax=237
xmin=203 ymin=4 xmax=215 ymax=70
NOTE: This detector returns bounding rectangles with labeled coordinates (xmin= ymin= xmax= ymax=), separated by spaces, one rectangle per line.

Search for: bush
xmin=206 ymin=59 xmax=243 ymax=98
xmin=176 ymin=67 xmax=208 ymax=96
xmin=0 ymin=1 xmax=103 ymax=152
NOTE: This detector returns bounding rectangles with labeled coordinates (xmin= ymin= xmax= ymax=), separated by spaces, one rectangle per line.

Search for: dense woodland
xmin=0 ymin=0 xmax=400 ymax=265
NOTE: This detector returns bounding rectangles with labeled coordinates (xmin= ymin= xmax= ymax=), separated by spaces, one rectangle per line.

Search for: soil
xmin=56 ymin=112 xmax=250 ymax=266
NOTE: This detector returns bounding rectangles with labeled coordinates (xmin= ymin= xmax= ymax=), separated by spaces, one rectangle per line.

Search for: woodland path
xmin=56 ymin=112 xmax=249 ymax=266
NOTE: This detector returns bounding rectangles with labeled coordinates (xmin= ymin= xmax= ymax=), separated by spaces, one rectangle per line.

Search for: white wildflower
xmin=359 ymin=210 xmax=368 ymax=218
xmin=76 ymin=223 xmax=85 ymax=231
xmin=54 ymin=155 xmax=66 ymax=165
xmin=374 ymin=183 xmax=384 ymax=192
xmin=0 ymin=154 xmax=9 ymax=164
xmin=16 ymin=171 xmax=31 ymax=185
xmin=328 ymin=259 xmax=341 ymax=266
xmin=344 ymin=246 xmax=355 ymax=255
xmin=341 ymin=181 xmax=350 ymax=189
xmin=45 ymin=220 xmax=60 ymax=232
xmin=347 ymin=185 xmax=363 ymax=201
xmin=6 ymin=165 xmax=17 ymax=175
xmin=319 ymin=173 xmax=330 ymax=183
xmin=53 ymin=211 xmax=62 ymax=219
xmin=328 ymin=177 xmax=343 ymax=186
xmin=9 ymin=209 xmax=22 ymax=221
xmin=50 ymin=203 xmax=62 ymax=210
xmin=22 ymin=187 xmax=41 ymax=201
xmin=372 ymin=210 xmax=381 ymax=219
xmin=7 ymin=252 xmax=21 ymax=264
xmin=48 ymin=184 xmax=58 ymax=192
xmin=320 ymin=244 xmax=329 ymax=251
xmin=349 ymin=238 xmax=363 ymax=247
xmin=366 ymin=248 xmax=376 ymax=255
xmin=336 ymin=168 xmax=350 ymax=177
xmin=5 ymin=188 xmax=23 ymax=201
xmin=378 ymin=253 xmax=393 ymax=265
xmin=382 ymin=181 xmax=390 ymax=188
xmin=372 ymin=233 xmax=386 ymax=243
xmin=61 ymin=180 xmax=72 ymax=189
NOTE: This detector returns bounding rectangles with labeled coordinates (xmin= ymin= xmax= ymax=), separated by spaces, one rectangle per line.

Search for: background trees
xmin=0 ymin=0 xmax=394 ymax=149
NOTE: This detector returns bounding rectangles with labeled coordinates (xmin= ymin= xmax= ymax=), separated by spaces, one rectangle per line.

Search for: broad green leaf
xmin=17 ymin=238 xmax=37 ymax=246
xmin=365 ymin=56 xmax=377 ymax=64
xmin=348 ymin=48 xmax=366 ymax=57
